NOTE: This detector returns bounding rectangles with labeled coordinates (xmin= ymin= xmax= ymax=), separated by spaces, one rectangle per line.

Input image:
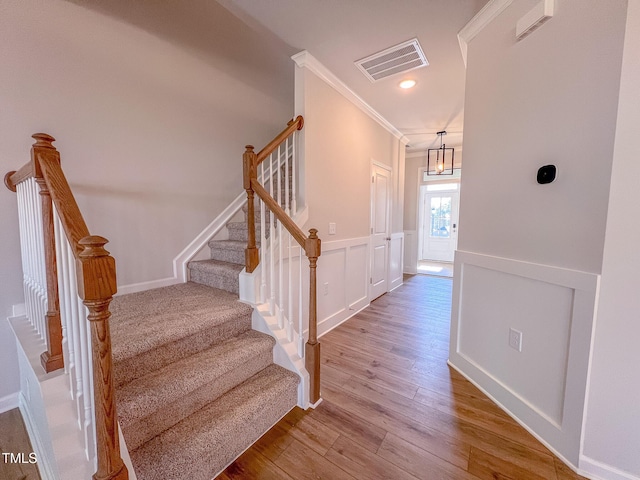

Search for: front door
xmin=370 ymin=163 xmax=391 ymax=300
xmin=419 ymin=185 xmax=459 ymax=262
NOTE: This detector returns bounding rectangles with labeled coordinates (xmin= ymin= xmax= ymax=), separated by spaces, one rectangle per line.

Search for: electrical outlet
xmin=323 ymin=282 xmax=329 ymax=295
xmin=509 ymin=328 xmax=523 ymax=352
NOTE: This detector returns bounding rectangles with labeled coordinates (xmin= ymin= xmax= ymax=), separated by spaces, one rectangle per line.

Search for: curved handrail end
xmin=4 ymin=171 xmax=17 ymax=192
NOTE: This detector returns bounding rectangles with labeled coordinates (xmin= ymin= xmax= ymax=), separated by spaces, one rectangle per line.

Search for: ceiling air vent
xmin=355 ymin=38 xmax=428 ymax=82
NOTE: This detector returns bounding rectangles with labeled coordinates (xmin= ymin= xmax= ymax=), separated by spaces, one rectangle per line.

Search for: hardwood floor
xmin=217 ymin=274 xmax=588 ymax=480
xmin=0 ymin=408 xmax=41 ymax=480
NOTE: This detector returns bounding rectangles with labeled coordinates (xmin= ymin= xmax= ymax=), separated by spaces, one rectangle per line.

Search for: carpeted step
xmin=130 ymin=364 xmax=299 ymax=480
xmin=208 ymin=239 xmax=246 ymax=265
xmin=110 ymin=282 xmax=252 ymax=387
xmin=226 ymin=221 xmax=248 ymax=242
xmin=117 ymin=330 xmax=276 ymax=451
xmin=188 ymin=259 xmax=243 ymax=294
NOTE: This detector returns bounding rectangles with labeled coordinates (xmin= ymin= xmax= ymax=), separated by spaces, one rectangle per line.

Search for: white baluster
xmin=269 ymin=152 xmax=275 ymax=316
xmin=277 ymin=144 xmax=284 ymax=330
xmin=292 ymin=131 xmax=297 ymax=215
xmin=287 ymin=232 xmax=293 ymax=342
xmin=260 ymin=162 xmax=267 ymax=304
xmin=298 ymin=245 xmax=304 ymax=358
xmin=53 ymin=210 xmax=71 ymax=376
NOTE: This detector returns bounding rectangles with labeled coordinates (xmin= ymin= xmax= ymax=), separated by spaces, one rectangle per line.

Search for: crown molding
xmin=292 ymin=51 xmax=410 ymax=145
xmin=458 ymin=0 xmax=513 ymax=67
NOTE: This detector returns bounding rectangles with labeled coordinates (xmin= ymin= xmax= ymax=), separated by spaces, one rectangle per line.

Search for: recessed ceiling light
xmin=399 ymin=79 xmax=416 ymax=89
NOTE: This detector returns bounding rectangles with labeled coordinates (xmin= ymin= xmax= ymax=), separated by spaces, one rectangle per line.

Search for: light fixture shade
xmin=427 ymin=145 xmax=455 ymax=175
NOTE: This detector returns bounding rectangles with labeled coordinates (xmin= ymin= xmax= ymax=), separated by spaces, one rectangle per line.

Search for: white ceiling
xmin=218 ymin=0 xmax=488 ymax=152
xmin=66 ymin=0 xmax=486 ymax=153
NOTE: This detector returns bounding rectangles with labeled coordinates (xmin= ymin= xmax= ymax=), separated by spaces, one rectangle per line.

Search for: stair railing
xmin=5 ymin=134 xmax=128 ymax=480
xmin=243 ymin=116 xmax=322 ymax=404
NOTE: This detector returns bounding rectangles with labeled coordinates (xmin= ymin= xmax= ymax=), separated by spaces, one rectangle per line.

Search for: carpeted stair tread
xmin=131 ymin=364 xmax=299 ymax=480
xmin=117 ymin=330 xmax=275 ymax=451
xmin=110 ymin=282 xmax=252 ymax=386
xmin=227 ymin=221 xmax=262 ymax=242
xmin=207 ymin=239 xmax=247 ymax=264
xmin=189 ymin=259 xmax=243 ymax=294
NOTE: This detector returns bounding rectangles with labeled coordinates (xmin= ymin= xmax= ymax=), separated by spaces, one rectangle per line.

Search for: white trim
xmin=388 ymin=232 xmax=404 ymax=291
xmin=449 ymin=250 xmax=600 ymax=465
xmin=18 ymin=393 xmax=58 ymax=480
xmin=0 ymin=392 xmax=20 ymax=414
xmin=458 ymin=0 xmax=514 ymax=67
xmin=174 ymin=190 xmax=248 ymax=282
xmin=292 ymin=51 xmax=410 ymax=145
xmin=317 ymin=236 xmax=371 ymax=337
xmin=448 ymin=360 xmax=599 ymax=480
xmin=12 ymin=303 xmax=26 ymax=317
xmin=117 ymin=276 xmax=180 ymax=296
xmin=579 ymin=455 xmax=640 ymax=480
xmin=403 ymin=230 xmax=418 ymax=274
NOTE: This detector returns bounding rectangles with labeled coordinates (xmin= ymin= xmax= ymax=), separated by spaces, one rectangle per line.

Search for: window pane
xmin=430 ymin=196 xmax=452 ymax=238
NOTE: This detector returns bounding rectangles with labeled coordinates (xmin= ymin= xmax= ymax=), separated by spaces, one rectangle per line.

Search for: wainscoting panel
xmin=403 ymin=230 xmax=418 ymax=274
xmin=317 ymin=237 xmax=370 ymax=337
xmin=389 ymin=232 xmax=404 ymax=291
xmin=449 ymin=251 xmax=599 ymax=467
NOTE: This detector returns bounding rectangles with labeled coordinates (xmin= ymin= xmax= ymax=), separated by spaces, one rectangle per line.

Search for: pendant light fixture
xmin=427 ymin=130 xmax=454 ymax=176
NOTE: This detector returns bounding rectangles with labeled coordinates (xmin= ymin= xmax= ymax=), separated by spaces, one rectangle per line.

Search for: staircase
xmin=188 ymin=204 xmax=264 ymax=295
xmin=6 ymin=119 xmax=318 ymax=480
xmin=110 ymin=212 xmax=299 ymax=480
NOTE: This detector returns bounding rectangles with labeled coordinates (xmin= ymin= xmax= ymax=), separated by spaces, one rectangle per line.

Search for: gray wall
xmin=581 ymin=0 xmax=640 ymax=476
xmin=0 ymin=0 xmax=293 ymax=398
xmin=450 ymin=0 xmax=628 ymax=468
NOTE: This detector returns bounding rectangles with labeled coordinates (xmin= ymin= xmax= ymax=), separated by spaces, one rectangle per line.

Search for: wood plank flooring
xmin=217 ymin=274 xmax=588 ymax=480
xmin=0 ymin=408 xmax=42 ymax=480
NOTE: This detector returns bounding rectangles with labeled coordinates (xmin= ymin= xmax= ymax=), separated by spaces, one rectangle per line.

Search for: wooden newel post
xmin=244 ymin=145 xmax=259 ymax=273
xmin=76 ymin=236 xmax=128 ymax=480
xmin=32 ymin=134 xmax=64 ymax=372
xmin=305 ymin=228 xmax=322 ymax=404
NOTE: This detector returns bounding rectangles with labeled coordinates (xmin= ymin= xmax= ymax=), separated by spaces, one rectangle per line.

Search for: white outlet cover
xmin=509 ymin=327 xmax=523 ymax=352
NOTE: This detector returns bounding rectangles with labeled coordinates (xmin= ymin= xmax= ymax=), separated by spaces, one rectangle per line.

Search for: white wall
xmin=451 ymin=0 xmax=628 ymax=469
xmin=298 ymin=66 xmax=404 ymax=240
xmin=293 ymin=56 xmax=406 ymax=331
xmin=458 ymin=0 xmax=626 ymax=274
xmin=0 ymin=0 xmax=292 ymax=397
xmin=581 ymin=1 xmax=640 ymax=478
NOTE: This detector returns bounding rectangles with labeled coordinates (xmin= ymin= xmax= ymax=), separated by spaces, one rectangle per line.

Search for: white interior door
xmin=370 ymin=163 xmax=391 ymax=300
xmin=418 ymin=184 xmax=459 ymax=262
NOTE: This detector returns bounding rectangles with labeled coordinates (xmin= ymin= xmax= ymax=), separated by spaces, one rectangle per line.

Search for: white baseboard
xmin=0 ymin=392 xmax=20 ymax=414
xmin=579 ymin=456 xmax=640 ymax=480
xmin=448 ymin=359 xmax=587 ymax=477
xmin=116 ymin=276 xmax=181 ymax=296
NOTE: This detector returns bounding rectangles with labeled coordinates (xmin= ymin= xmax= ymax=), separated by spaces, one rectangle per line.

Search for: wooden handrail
xmin=5 ymin=134 xmax=128 ymax=480
xmin=250 ymin=180 xmax=306 ymax=247
xmin=256 ymin=115 xmax=304 ymax=165
xmin=5 ymin=162 xmax=34 ymax=192
xmin=243 ymin=117 xmax=322 ymax=405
